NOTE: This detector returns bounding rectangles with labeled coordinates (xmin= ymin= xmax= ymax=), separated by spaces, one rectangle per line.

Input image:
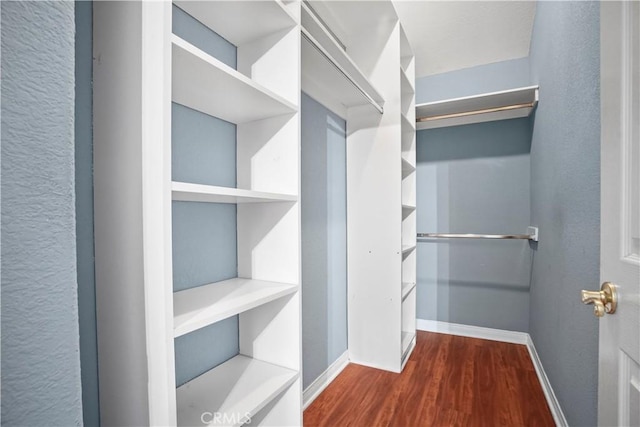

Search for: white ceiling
xmin=393 ymin=1 xmax=537 ymax=78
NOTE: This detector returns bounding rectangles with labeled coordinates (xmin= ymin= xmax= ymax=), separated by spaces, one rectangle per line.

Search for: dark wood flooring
xmin=304 ymin=331 xmax=555 ymax=427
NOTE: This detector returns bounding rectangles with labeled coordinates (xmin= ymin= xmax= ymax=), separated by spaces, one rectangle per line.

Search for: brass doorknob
xmin=581 ymin=282 xmax=617 ymax=317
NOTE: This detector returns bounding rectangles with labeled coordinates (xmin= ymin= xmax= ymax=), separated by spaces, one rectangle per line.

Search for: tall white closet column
xmin=93 ymin=1 xmax=302 ymax=425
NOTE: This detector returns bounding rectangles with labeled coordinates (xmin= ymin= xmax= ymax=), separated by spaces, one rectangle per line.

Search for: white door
xmin=597 ymin=2 xmax=640 ymax=425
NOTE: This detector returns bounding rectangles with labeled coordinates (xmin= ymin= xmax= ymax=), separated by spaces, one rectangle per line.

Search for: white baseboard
xmin=416 ymin=319 xmax=528 ymax=344
xmin=417 ymin=319 xmax=567 ymax=426
xmin=302 ymin=351 xmax=349 ymax=409
xmin=526 ymin=335 xmax=568 ymax=427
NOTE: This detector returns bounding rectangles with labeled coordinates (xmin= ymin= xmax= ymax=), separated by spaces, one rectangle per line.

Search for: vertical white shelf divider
xmin=400 ymin=24 xmax=417 ymax=367
xmin=93 ymin=1 xmax=302 ymax=425
xmin=330 ymin=0 xmax=417 ymax=373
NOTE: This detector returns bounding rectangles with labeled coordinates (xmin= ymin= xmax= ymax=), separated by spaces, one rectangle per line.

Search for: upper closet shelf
xmin=173 ymin=0 xmax=297 ymax=46
xmin=177 ymin=355 xmax=298 ymax=427
xmin=172 ymin=35 xmax=297 ymax=124
xmin=174 ymin=278 xmax=298 ymax=338
xmin=301 ymin=2 xmax=384 ymax=116
xmin=416 ymin=86 xmax=539 ymax=130
xmin=172 ymin=182 xmax=297 ymax=204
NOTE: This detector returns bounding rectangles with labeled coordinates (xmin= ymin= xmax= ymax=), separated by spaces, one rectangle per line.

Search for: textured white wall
xmin=1 ymin=2 xmax=83 ymax=425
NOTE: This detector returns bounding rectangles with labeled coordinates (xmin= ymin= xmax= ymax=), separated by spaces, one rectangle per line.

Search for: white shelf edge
xmin=172 ymin=34 xmax=297 ymax=124
xmin=416 ymin=85 xmax=539 ymax=130
xmin=176 ymin=355 xmax=299 ymax=427
xmin=402 ymin=204 xmax=416 ymax=211
xmin=401 ymin=282 xmax=416 ymax=301
xmin=172 ymin=181 xmax=297 ymax=204
xmin=174 ymin=278 xmax=299 ymax=338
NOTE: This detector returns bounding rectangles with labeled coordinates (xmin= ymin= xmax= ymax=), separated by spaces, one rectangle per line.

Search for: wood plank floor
xmin=304 ymin=331 xmax=555 ymax=427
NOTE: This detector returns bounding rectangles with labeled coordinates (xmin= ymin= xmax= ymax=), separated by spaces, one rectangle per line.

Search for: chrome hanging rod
xmin=417 ymin=233 xmax=534 ymax=240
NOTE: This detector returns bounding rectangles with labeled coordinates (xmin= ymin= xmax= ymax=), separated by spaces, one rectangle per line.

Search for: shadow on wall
xmin=416 ymin=117 xmax=533 ymax=333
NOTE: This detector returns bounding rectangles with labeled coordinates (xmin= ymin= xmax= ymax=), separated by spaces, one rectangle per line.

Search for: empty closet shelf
xmin=174 ymin=278 xmax=298 ymax=337
xmin=176 ymin=355 xmax=299 ymax=427
xmin=172 ymin=182 xmax=297 ymax=204
xmin=172 ymin=35 xmax=297 ymax=124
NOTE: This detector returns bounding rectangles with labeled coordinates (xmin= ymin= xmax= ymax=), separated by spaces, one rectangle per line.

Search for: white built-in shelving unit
xmin=399 ymin=25 xmax=417 ymax=366
xmin=93 ymin=1 xmax=302 ymax=425
xmin=416 ymin=85 xmax=539 ymax=130
xmin=301 ymin=0 xmax=417 ymax=373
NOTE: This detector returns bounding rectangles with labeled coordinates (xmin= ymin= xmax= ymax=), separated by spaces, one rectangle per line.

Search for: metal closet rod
xmin=417 ymin=233 xmax=534 ymax=240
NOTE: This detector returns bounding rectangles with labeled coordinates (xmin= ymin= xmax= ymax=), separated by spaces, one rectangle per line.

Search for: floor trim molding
xmin=525 ymin=335 xmax=568 ymax=427
xmin=416 ymin=319 xmax=528 ymax=344
xmin=417 ymin=319 xmax=567 ymax=426
xmin=303 ymin=351 xmax=349 ymax=409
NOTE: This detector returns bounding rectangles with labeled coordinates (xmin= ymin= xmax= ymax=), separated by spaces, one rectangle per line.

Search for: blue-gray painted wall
xmin=416 ymin=119 xmax=532 ymax=332
xmin=75 ymin=1 xmax=100 ymax=425
xmin=171 ymin=6 xmax=240 ymax=388
xmin=416 ymin=57 xmax=530 ymax=104
xmin=528 ymin=2 xmax=600 ymax=426
xmin=1 ymin=2 xmax=84 ymax=425
xmin=301 ymin=93 xmax=348 ymax=390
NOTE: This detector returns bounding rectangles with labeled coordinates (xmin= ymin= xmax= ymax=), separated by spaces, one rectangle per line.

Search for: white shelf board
xmin=176 ymin=355 xmax=299 ymax=427
xmin=174 ymin=278 xmax=299 ymax=338
xmin=301 ymin=3 xmax=384 ymax=113
xmin=401 ymin=68 xmax=414 ymax=95
xmin=402 ymin=113 xmax=415 ymax=132
xmin=402 ymin=244 xmax=416 ymax=255
xmin=401 ymin=158 xmax=415 ymax=178
xmin=172 ymin=35 xmax=297 ymax=124
xmin=401 ymin=331 xmax=416 ymax=355
xmin=173 ymin=1 xmax=297 ymax=46
xmin=402 ymin=282 xmax=416 ymax=301
xmin=416 ymin=85 xmax=539 ymax=130
xmin=172 ymin=182 xmax=297 ymax=204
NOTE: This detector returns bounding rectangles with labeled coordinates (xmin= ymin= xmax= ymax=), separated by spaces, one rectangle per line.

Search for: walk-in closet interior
xmin=87 ymin=0 xmax=601 ymax=425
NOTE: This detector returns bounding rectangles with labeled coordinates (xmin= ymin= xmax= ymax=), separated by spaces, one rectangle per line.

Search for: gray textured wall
xmin=416 ymin=118 xmax=532 ymax=332
xmin=1 ymin=1 xmax=84 ymax=425
xmin=528 ymin=2 xmax=600 ymax=425
xmin=301 ymin=93 xmax=348 ymax=389
xmin=416 ymin=57 xmax=531 ymax=104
